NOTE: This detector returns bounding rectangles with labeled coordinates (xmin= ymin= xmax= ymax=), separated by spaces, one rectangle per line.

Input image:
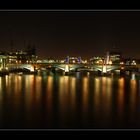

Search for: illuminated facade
xmin=90 ymin=57 xmax=104 ymax=65
xmin=0 ymin=46 xmax=38 ymax=64
xmin=0 ymin=55 xmax=7 ymax=69
xmin=125 ymin=58 xmax=138 ymax=65
xmin=109 ymin=51 xmax=122 ymax=65
xmin=65 ymin=56 xmax=82 ymax=64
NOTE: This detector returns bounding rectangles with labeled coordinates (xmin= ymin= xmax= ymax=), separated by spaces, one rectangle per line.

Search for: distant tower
xmin=104 ymin=51 xmax=110 ymax=64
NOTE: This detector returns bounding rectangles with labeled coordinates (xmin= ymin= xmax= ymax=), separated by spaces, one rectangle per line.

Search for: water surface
xmin=0 ymin=72 xmax=140 ymax=129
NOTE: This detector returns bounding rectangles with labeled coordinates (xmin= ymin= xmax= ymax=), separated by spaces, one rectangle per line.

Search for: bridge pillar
xmin=65 ymin=64 xmax=69 ymax=72
xmin=64 ymin=64 xmax=70 ymax=75
xmin=0 ymin=58 xmax=6 ymax=70
xmin=30 ymin=65 xmax=35 ymax=72
xmin=131 ymin=72 xmax=136 ymax=80
xmin=102 ymin=65 xmax=107 ymax=74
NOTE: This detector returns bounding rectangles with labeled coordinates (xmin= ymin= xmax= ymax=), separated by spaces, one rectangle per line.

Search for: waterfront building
xmin=109 ymin=51 xmax=122 ymax=65
xmin=90 ymin=56 xmax=104 ymax=65
xmin=124 ymin=58 xmax=138 ymax=65
xmin=0 ymin=55 xmax=8 ymax=69
xmin=0 ymin=45 xmax=38 ymax=64
xmin=65 ymin=56 xmax=82 ymax=64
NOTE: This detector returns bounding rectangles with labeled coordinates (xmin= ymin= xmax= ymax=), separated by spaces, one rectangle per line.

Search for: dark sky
xmin=0 ymin=11 xmax=140 ymax=59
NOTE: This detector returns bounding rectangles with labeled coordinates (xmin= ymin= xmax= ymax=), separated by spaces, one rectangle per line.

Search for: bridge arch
xmin=51 ymin=64 xmax=85 ymax=72
xmin=7 ymin=64 xmax=35 ymax=72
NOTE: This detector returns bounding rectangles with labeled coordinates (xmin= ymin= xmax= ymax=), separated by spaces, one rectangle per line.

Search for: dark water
xmin=0 ymin=72 xmax=140 ymax=129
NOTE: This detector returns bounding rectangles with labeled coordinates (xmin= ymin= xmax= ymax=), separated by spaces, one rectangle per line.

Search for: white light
xmin=65 ymin=65 xmax=69 ymax=72
xmin=132 ymin=73 xmax=136 ymax=80
xmin=102 ymin=65 xmax=107 ymax=73
xmin=30 ymin=66 xmax=34 ymax=72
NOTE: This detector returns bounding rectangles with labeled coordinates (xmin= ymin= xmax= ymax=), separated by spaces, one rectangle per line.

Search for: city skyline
xmin=1 ymin=10 xmax=140 ymax=131
xmin=0 ymin=11 xmax=140 ymax=59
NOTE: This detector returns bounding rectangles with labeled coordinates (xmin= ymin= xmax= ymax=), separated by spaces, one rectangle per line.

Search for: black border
xmin=0 ymin=0 xmax=139 ymax=10
xmin=0 ymin=0 xmax=140 ymax=136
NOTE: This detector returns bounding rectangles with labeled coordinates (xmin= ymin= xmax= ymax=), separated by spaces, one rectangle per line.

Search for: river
xmin=0 ymin=72 xmax=140 ymax=129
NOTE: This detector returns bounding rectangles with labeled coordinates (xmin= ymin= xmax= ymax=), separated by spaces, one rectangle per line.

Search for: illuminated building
xmin=109 ymin=51 xmax=122 ymax=65
xmin=124 ymin=58 xmax=138 ymax=65
xmin=0 ymin=45 xmax=38 ymax=64
xmin=90 ymin=57 xmax=104 ymax=65
xmin=0 ymin=55 xmax=7 ymax=69
xmin=65 ymin=56 xmax=82 ymax=64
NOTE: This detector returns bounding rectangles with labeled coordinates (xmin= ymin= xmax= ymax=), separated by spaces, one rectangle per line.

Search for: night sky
xmin=0 ymin=11 xmax=140 ymax=59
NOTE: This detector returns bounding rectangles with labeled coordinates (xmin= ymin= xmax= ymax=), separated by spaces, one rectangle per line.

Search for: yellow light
xmin=120 ymin=62 xmax=124 ymax=65
xmin=108 ymin=60 xmax=112 ymax=65
xmin=61 ymin=60 xmax=64 ymax=63
xmin=73 ymin=60 xmax=75 ymax=63
xmin=96 ymin=61 xmax=99 ymax=64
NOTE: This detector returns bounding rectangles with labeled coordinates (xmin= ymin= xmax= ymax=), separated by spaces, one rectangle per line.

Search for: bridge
xmin=5 ymin=62 xmax=140 ymax=75
xmin=91 ymin=64 xmax=120 ymax=73
xmin=1 ymin=54 xmax=140 ymax=75
xmin=0 ymin=55 xmax=122 ymax=74
xmin=46 ymin=63 xmax=85 ymax=72
xmin=6 ymin=63 xmax=35 ymax=72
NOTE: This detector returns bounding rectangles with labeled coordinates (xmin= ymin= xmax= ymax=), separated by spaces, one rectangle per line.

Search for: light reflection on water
xmin=0 ymin=73 xmax=140 ymax=128
xmin=70 ymin=77 xmax=76 ymax=110
xmin=94 ymin=78 xmax=100 ymax=112
xmin=118 ymin=77 xmax=125 ymax=120
xmin=46 ymin=76 xmax=53 ymax=111
xmin=129 ymin=79 xmax=137 ymax=122
xmin=82 ymin=77 xmax=89 ymax=114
